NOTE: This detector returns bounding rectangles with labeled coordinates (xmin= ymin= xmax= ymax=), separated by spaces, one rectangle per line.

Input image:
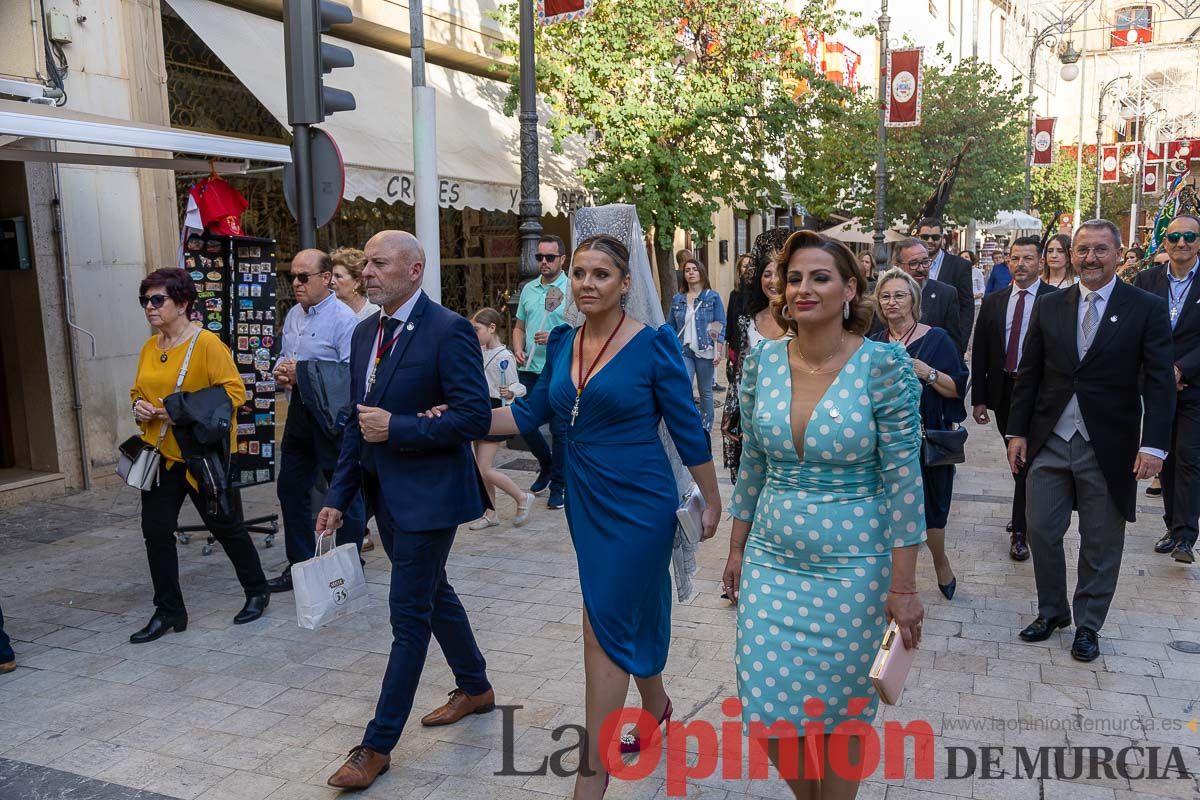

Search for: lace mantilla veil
xmin=570 ymin=205 xmax=698 ymax=599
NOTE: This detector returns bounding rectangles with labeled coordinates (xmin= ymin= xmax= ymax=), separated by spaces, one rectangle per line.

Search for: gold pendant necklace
xmin=794 ymin=331 xmax=846 ymax=374
xmin=157 ymin=327 xmax=189 ymax=362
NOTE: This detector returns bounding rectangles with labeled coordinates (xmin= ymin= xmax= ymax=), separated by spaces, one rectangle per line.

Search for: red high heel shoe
xmin=618 ymin=698 xmax=672 ymax=754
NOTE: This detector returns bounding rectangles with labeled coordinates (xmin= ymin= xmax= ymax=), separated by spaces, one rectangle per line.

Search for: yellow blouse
xmin=130 ymin=328 xmax=245 ymax=466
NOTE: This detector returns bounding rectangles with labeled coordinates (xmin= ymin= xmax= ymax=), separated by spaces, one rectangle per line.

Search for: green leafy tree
xmin=494 ymin=0 xmax=855 ymax=305
xmin=799 ymin=48 xmax=1029 ymax=227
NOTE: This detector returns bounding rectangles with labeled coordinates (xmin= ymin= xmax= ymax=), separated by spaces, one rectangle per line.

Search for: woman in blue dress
xmin=871 ymin=267 xmax=969 ymax=600
xmin=489 ymin=234 xmax=721 ymax=799
xmin=723 ymin=231 xmax=926 ymax=799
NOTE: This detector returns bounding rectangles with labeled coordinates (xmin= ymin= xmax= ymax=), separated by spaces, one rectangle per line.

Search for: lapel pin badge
xmin=406 ymin=322 xmax=415 ymax=331
xmin=1110 ymin=315 xmax=1118 ymax=323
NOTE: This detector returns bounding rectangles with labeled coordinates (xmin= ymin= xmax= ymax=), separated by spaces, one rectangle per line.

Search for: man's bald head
xmin=363 ymin=230 xmax=427 ymax=313
xmin=367 ymin=230 xmax=425 ymax=267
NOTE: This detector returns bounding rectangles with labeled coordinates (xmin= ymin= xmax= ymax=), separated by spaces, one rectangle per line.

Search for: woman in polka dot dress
xmin=722 ymin=231 xmax=926 ymax=798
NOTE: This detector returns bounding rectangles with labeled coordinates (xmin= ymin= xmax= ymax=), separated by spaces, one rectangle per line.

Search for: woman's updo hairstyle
xmin=573 ymin=234 xmax=630 ymax=278
xmin=769 ymin=230 xmax=873 ymax=336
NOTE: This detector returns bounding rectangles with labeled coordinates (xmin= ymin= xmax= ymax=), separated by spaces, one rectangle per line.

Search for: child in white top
xmin=469 ymin=308 xmax=533 ymax=529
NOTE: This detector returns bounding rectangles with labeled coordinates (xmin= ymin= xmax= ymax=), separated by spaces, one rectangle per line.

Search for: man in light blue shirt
xmin=268 ymin=249 xmax=364 ymax=592
xmin=513 ymin=235 xmax=571 ymax=509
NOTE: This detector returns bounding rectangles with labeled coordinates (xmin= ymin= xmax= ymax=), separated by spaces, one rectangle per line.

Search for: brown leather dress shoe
xmin=1010 ymin=532 xmax=1030 ymax=561
xmin=420 ymin=687 xmax=496 ymax=726
xmin=0 ymin=660 xmax=15 ymax=675
xmin=327 ymin=745 xmax=390 ymax=790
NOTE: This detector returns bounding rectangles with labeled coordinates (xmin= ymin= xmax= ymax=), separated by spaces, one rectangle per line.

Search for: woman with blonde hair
xmin=871 ymin=267 xmax=968 ymax=600
xmin=475 ymin=234 xmax=720 ymax=798
xmin=330 ymin=246 xmax=380 ymax=321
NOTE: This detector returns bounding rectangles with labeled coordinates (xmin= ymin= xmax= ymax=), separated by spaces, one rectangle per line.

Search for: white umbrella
xmin=982 ymin=210 xmax=1041 ymax=233
xmin=819 ymin=219 xmax=907 ymax=244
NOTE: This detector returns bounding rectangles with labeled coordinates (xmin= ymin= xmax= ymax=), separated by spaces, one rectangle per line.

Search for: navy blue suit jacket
xmin=325 ymin=291 xmax=491 ymax=532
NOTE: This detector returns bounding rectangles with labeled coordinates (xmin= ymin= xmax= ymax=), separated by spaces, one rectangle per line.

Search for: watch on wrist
xmin=926 ymin=369 xmax=939 ymax=385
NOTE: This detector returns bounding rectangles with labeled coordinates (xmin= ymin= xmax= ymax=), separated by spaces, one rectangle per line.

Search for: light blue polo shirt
xmin=516 ymin=270 xmax=571 ymax=375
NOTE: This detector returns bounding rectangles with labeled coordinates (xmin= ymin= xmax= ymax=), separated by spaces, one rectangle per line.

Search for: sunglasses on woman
xmin=138 ymin=294 xmax=169 ymax=309
xmin=1166 ymin=232 xmax=1199 ymax=244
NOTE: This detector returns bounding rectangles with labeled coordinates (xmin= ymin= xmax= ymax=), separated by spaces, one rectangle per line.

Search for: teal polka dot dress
xmin=729 ymin=338 xmax=926 ymax=731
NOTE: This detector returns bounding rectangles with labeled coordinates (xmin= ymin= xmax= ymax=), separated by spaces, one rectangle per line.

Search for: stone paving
xmin=3 ymin=403 xmax=1200 ymax=800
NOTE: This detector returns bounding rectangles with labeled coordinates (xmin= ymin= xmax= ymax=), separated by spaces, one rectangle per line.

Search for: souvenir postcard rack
xmin=177 ymin=234 xmax=280 ymax=553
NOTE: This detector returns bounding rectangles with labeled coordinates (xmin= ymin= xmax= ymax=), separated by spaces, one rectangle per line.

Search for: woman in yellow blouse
xmin=129 ymin=268 xmax=269 ymax=643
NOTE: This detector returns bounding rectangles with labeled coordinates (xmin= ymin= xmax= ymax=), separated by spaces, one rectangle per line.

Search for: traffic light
xmin=283 ymin=0 xmax=356 ymax=125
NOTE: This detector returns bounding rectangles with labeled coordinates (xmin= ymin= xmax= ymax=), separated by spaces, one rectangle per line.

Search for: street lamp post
xmin=872 ymin=0 xmax=890 ymax=272
xmin=517 ymin=0 xmax=542 ymax=281
xmin=1023 ymin=22 xmax=1081 ymax=213
xmin=1094 ymin=74 xmax=1130 ymax=220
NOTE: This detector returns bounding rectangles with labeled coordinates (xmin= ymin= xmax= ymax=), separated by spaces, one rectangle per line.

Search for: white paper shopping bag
xmin=293 ymin=533 xmax=369 ymax=630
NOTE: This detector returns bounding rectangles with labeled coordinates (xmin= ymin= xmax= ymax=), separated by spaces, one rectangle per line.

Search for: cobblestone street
xmin=3 ymin=408 xmax=1200 ymax=800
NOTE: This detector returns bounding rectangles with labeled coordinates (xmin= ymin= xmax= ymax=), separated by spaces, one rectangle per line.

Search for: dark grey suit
xmin=1134 ymin=262 xmax=1200 ymax=548
xmin=920 ymin=278 xmax=962 ymax=352
xmin=933 ymin=251 xmax=975 ymax=353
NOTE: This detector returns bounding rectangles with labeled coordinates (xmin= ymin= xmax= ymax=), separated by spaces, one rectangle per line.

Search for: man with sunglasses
xmin=512 ymin=234 xmax=571 ymax=509
xmin=916 ymin=217 xmax=975 ymax=354
xmin=266 ymin=248 xmax=364 ymax=593
xmin=1134 ymin=215 xmax=1200 ymax=563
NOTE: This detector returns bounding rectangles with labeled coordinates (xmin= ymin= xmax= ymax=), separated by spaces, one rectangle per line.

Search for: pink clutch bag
xmin=869 ymin=621 xmax=915 ymax=705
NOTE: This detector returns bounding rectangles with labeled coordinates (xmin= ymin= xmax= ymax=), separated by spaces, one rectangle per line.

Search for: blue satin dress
xmin=512 ymin=324 xmax=711 ymax=677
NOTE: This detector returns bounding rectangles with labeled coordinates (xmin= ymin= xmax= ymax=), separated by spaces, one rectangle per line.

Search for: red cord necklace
xmin=570 ymin=311 xmax=624 ymax=427
xmin=366 ymin=316 xmax=403 ymax=394
xmin=891 ymin=320 xmax=919 ymax=346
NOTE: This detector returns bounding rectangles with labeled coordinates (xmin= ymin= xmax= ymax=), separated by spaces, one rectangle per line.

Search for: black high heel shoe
xmin=129 ymin=612 xmax=187 ymax=644
xmin=938 ymin=576 xmax=957 ymax=600
xmin=234 ymin=593 xmax=269 ymax=625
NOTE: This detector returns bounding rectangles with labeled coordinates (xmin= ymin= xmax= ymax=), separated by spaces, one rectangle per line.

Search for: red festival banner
xmin=1031 ymin=117 xmax=1056 ymax=167
xmin=538 ymin=0 xmax=592 ymax=25
xmin=1167 ymin=139 xmax=1196 ymax=161
xmin=1100 ymin=144 xmax=1120 ymax=183
xmin=1143 ymin=163 xmax=1160 ymax=194
xmin=885 ymin=48 xmax=923 ymax=128
xmin=1146 ymin=142 xmax=1164 ymax=163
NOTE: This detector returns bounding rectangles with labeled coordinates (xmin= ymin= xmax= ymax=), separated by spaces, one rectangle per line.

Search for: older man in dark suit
xmin=971 ymin=235 xmax=1059 ymax=561
xmin=1007 ymin=219 xmax=1175 ymax=662
xmin=916 ymin=218 xmax=975 ymax=353
xmin=890 ymin=237 xmax=963 ymax=350
xmin=319 ymin=230 xmax=495 ymax=790
xmin=1134 ymin=214 xmax=1200 ymax=563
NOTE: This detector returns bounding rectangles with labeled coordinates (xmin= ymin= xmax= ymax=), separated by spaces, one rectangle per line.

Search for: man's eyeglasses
xmin=1166 ymin=231 xmax=1199 ymax=244
xmin=1072 ymin=246 xmax=1113 ymax=260
xmin=534 ymin=254 xmax=561 ymax=263
xmin=138 ymin=294 xmax=169 ymax=309
xmin=917 ymin=233 xmax=943 ymax=242
xmin=900 ymin=258 xmax=933 ymax=269
xmin=289 ymin=270 xmax=327 ymax=283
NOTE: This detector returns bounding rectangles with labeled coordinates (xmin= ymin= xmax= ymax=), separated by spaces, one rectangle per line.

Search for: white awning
xmin=168 ymin=0 xmax=586 ymax=216
xmin=0 ymin=98 xmax=292 ymax=167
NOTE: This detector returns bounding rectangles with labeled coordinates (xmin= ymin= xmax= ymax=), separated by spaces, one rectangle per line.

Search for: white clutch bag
xmin=869 ymin=620 xmax=916 ymax=705
xmin=675 ymin=483 xmax=705 ymax=544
